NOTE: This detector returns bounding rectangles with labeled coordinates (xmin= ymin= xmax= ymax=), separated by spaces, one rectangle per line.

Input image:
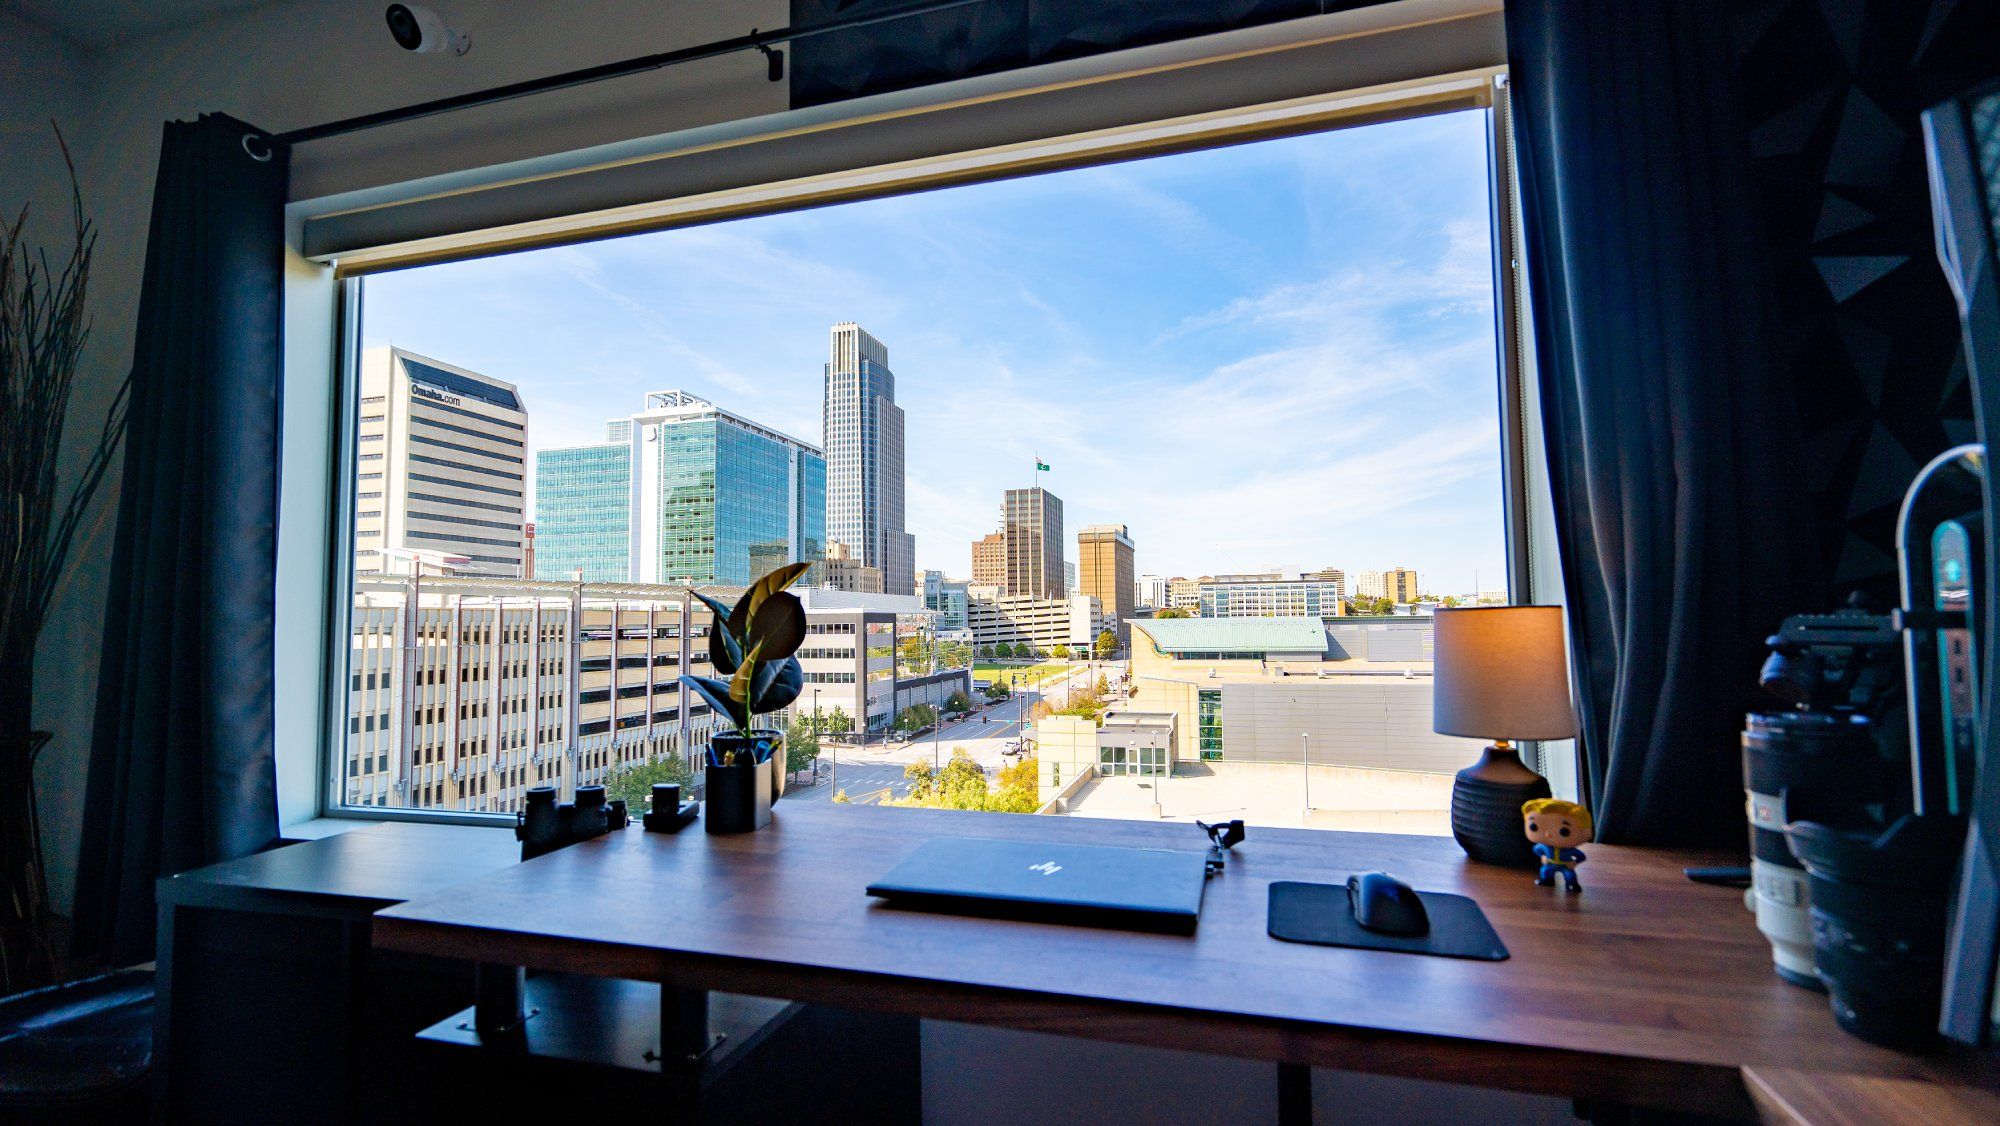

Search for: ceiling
xmin=3 ymin=0 xmax=275 ymax=50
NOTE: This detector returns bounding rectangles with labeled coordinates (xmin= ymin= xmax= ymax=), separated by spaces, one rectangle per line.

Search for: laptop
xmin=865 ymin=837 xmax=1209 ymax=934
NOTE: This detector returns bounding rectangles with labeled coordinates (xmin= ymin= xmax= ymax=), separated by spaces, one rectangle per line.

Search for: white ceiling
xmin=3 ymin=0 xmax=276 ymax=49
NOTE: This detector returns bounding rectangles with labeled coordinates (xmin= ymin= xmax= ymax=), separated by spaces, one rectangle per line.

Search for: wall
xmin=2 ymin=4 xmax=99 ymax=920
xmin=26 ymin=0 xmax=787 ymax=918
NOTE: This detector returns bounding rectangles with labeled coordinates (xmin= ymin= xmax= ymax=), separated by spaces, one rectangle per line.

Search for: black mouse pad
xmin=1267 ymin=881 xmax=1509 ymax=961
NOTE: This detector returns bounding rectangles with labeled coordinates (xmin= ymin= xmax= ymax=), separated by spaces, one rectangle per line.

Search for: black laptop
xmin=865 ymin=837 xmax=1209 ymax=934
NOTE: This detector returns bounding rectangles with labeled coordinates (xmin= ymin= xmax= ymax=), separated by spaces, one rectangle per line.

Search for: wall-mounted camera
xmin=385 ymin=4 xmax=470 ymax=56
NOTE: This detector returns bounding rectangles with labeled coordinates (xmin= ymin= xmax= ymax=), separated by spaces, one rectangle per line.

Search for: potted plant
xmin=683 ymin=563 xmax=809 ymax=833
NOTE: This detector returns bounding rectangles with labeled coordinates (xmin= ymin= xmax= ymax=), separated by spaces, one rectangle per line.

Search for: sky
xmin=360 ymin=109 xmax=1507 ymax=595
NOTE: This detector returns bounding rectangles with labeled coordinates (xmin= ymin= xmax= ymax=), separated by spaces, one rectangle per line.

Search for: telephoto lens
xmin=1786 ymin=815 xmax=1962 ymax=1047
xmin=1740 ymin=712 xmax=1881 ymax=988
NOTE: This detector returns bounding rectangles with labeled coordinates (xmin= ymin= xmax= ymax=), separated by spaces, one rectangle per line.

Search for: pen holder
xmin=705 ymin=731 xmax=781 ymax=834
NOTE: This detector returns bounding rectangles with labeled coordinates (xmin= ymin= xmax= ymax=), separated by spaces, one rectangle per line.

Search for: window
xmin=325 ymin=76 xmax=1520 ymax=828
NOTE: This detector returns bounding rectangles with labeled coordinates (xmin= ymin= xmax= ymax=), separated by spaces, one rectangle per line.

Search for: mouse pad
xmin=1267 ymin=881 xmax=1509 ymax=961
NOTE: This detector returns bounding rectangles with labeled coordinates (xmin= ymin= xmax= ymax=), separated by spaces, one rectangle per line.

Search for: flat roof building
xmin=355 ymin=347 xmax=528 ymax=579
xmin=1199 ymin=569 xmax=1346 ymax=620
xmin=1078 ymin=524 xmax=1136 ymax=648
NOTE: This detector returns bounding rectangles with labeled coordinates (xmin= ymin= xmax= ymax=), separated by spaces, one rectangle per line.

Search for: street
xmin=785 ymin=660 xmax=1123 ymax=804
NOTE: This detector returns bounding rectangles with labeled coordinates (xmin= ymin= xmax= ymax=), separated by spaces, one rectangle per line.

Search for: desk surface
xmin=160 ymin=821 xmax=519 ymax=915
xmin=372 ymin=803 xmax=1993 ymax=1115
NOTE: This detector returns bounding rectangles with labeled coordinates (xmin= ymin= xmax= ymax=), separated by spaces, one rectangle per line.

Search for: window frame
xmin=294 ymin=65 xmax=1534 ymax=828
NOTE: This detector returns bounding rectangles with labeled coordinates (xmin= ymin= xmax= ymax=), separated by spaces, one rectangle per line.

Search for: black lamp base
xmin=1451 ymin=743 xmax=1551 ymax=868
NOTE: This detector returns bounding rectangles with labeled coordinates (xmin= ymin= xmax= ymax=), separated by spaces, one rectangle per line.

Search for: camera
xmin=1742 ymin=606 xmax=1902 ymax=989
xmin=385 ymin=4 xmax=470 ymax=55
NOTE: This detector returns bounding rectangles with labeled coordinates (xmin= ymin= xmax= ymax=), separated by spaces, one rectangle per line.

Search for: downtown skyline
xmin=358 ymin=110 xmax=1504 ymax=592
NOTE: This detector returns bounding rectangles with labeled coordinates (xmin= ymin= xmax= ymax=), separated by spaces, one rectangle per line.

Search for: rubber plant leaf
xmin=710 ymin=617 xmax=744 ymax=676
xmin=728 ymin=641 xmax=765 ymax=731
xmin=751 ymin=655 xmax=804 ymax=714
xmin=742 ymin=590 xmax=806 ymax=663
xmin=681 ymin=674 xmax=746 ymax=733
xmin=731 ymin=562 xmax=812 ymax=634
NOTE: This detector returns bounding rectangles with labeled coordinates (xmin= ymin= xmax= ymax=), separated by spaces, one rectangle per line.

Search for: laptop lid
xmin=865 ymin=837 xmax=1208 ymax=934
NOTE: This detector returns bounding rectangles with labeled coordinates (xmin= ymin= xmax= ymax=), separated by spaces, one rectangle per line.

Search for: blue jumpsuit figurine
xmin=1522 ymin=798 xmax=1592 ymax=892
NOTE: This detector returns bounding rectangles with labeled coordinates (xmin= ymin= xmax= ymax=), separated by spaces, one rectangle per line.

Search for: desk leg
xmin=1278 ymin=1062 xmax=1312 ymax=1126
xmin=660 ymin=985 xmax=714 ymax=1070
xmin=473 ymin=963 xmax=528 ymax=1035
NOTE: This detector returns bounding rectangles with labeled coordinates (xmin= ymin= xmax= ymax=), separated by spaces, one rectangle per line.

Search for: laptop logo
xmin=1027 ymin=861 xmax=1063 ymax=876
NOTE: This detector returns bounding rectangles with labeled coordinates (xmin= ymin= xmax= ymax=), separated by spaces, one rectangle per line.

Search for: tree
xmin=1052 ymin=644 xmax=1072 ymax=660
xmin=603 ymin=754 xmax=694 ymax=813
xmin=1093 ymin=673 xmax=1110 ymax=697
xmin=898 ymin=634 xmax=929 ymax=668
xmin=888 ymin=749 xmax=1037 ymax=813
xmin=983 ymin=680 xmax=1012 ymax=701
xmin=1094 ymin=630 xmax=1118 ymax=659
xmin=1442 ymin=595 xmax=1461 ymax=608
xmin=1154 ymin=607 xmax=1193 ymax=619
xmin=944 ymin=690 xmax=972 ymax=714
xmin=824 ymin=706 xmax=854 ymax=737
xmin=977 ymin=645 xmax=995 ymax=660
xmin=785 ymin=715 xmax=821 ymax=774
xmin=894 ymin=703 xmax=938 ymax=734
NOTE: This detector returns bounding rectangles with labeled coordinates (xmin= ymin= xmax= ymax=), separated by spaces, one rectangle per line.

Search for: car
xmin=1002 ymin=740 xmax=1027 ymax=757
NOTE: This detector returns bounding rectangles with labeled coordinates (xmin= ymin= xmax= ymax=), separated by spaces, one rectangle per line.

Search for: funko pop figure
xmin=1522 ymin=798 xmax=1592 ymax=892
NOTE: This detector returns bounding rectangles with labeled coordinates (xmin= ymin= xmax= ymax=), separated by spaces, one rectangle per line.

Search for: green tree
xmin=887 ymin=749 xmax=1038 ymax=813
xmin=894 ymin=703 xmax=938 ymax=734
xmin=602 ymin=755 xmax=694 ymax=813
xmin=1154 ymin=607 xmax=1193 ymax=619
xmin=997 ymin=641 xmax=1017 ymax=659
xmin=1094 ymin=673 xmax=1110 ymax=697
xmin=977 ymin=644 xmax=995 ymax=660
xmin=1442 ymin=595 xmax=1461 ymax=608
xmin=983 ymin=680 xmax=1012 ymax=701
xmin=1094 ymin=630 xmax=1118 ymax=659
xmin=944 ymin=690 xmax=972 ymax=714
xmin=1052 ymin=644 xmax=1072 ymax=660
xmin=824 ymin=707 xmax=854 ymax=737
xmin=785 ymin=715 xmax=821 ymax=774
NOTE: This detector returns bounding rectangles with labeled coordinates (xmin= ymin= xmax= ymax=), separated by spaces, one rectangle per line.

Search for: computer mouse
xmin=1347 ymin=872 xmax=1430 ymax=937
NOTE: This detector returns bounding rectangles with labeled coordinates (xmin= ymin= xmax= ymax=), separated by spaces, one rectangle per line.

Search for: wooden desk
xmin=156 ymin=822 xmax=521 ymax=1123
xmin=372 ymin=804 xmax=1994 ymax=1118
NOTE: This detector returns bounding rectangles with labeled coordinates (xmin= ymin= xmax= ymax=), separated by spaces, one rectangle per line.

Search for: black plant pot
xmin=705 ymin=730 xmax=781 ymax=834
xmin=1785 ymin=815 xmax=1961 ymax=1048
xmin=1451 ymin=743 xmax=1551 ymax=868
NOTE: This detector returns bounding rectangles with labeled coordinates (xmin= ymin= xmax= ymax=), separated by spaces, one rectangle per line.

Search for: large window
xmin=326 ymin=94 xmax=1517 ymax=831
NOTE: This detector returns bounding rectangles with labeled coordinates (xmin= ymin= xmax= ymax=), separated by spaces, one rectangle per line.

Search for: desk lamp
xmin=1434 ymin=606 xmax=1578 ymax=868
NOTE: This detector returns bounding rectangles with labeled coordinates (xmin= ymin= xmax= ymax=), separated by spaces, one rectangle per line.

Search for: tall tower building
xmin=1077 ymin=524 xmax=1135 ymax=647
xmin=971 ymin=532 xmax=1007 ymax=589
xmin=1002 ymin=487 xmax=1064 ymax=599
xmin=1386 ymin=567 xmax=1421 ymax=603
xmin=823 ymin=323 xmax=916 ymax=597
xmin=534 ymin=391 xmax=825 ymax=587
xmin=354 ymin=346 xmax=528 ymax=578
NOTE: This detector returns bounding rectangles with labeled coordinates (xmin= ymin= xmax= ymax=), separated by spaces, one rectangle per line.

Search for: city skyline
xmin=357 ymin=110 xmax=1504 ymax=591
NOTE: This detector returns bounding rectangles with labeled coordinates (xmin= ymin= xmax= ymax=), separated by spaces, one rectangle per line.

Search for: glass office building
xmin=534 ymin=443 xmax=632 ymax=582
xmin=532 ymin=391 xmax=825 ymax=588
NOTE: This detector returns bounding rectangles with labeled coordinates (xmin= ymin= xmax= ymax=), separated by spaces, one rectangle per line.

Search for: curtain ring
xmin=242 ymin=133 xmax=274 ymax=162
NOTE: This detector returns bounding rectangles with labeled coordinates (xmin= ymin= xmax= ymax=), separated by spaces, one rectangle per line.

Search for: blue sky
xmin=361 ymin=109 xmax=1506 ymax=594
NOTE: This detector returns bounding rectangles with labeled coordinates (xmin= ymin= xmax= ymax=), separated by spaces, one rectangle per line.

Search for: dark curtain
xmin=73 ymin=114 xmax=288 ymax=965
xmin=1507 ymin=2 xmax=1819 ymax=846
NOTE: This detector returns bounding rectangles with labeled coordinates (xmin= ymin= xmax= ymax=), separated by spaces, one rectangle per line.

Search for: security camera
xmin=385 ymin=4 xmax=470 ymax=55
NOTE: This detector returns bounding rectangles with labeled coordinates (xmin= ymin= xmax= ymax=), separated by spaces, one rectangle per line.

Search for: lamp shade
xmin=1433 ymin=606 xmax=1577 ymax=741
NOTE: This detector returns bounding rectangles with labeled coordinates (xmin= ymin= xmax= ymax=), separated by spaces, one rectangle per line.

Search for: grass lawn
xmin=973 ymin=661 xmax=1071 ymax=689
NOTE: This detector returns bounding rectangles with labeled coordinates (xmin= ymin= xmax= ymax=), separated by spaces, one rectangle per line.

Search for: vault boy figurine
xmin=1522 ymin=798 xmax=1592 ymax=892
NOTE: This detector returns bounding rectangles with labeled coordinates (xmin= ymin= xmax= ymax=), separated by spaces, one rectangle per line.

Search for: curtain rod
xmin=249 ymin=0 xmax=992 ymax=155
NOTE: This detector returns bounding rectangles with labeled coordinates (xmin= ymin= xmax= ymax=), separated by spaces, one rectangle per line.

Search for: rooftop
xmin=1128 ymin=615 xmax=1327 ymax=654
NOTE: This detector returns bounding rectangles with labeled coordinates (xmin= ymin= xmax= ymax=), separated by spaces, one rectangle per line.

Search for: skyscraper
xmin=971 ymin=532 xmax=1006 ymax=589
xmin=1135 ymin=574 xmax=1169 ymax=609
xmin=535 ymin=426 xmax=631 ymax=582
xmin=823 ymin=323 xmax=915 ymax=597
xmin=533 ymin=391 xmax=825 ymax=587
xmin=1002 ymin=487 xmax=1064 ymax=599
xmin=1077 ymin=524 xmax=1135 ymax=647
xmin=353 ymin=346 xmax=528 ymax=578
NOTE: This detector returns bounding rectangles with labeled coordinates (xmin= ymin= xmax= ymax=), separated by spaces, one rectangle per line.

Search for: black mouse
xmin=1347 ymin=872 xmax=1430 ymax=937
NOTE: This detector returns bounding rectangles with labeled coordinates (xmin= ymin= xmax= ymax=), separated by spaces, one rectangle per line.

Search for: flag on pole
xmin=1036 ymin=459 xmax=1050 ymax=471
